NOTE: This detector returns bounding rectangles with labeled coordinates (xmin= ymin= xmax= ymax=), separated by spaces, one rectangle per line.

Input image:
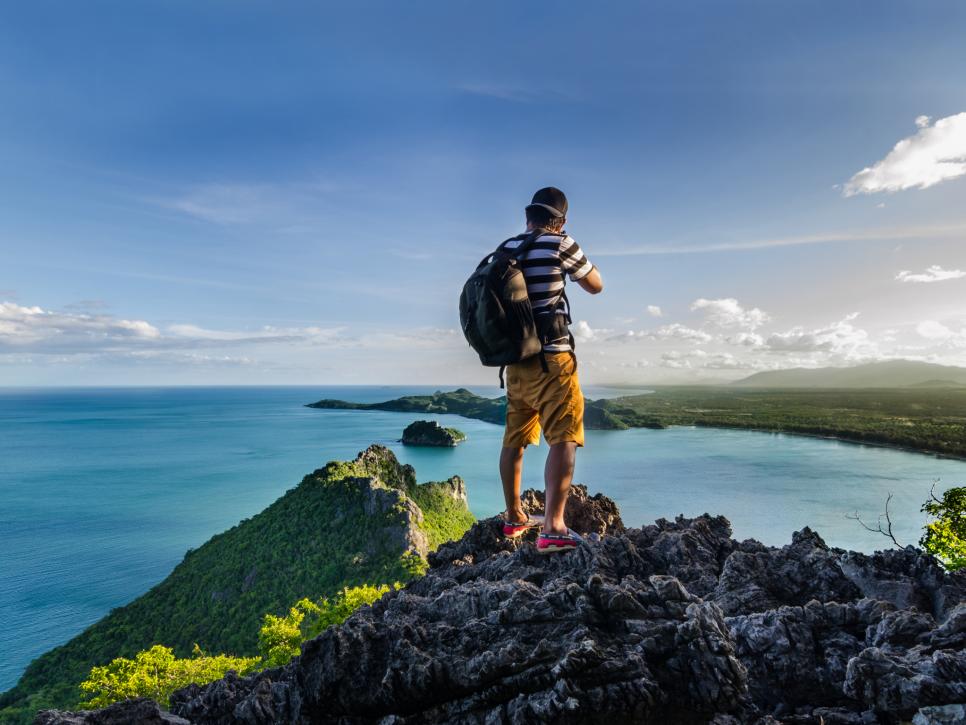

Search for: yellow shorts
xmin=503 ymin=352 xmax=585 ymax=448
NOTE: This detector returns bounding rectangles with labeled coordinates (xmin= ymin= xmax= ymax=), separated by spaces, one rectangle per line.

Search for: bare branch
xmin=845 ymin=493 xmax=903 ymax=548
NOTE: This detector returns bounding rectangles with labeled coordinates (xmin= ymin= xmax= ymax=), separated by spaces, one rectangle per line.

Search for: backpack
xmin=459 ymin=229 xmax=572 ymax=387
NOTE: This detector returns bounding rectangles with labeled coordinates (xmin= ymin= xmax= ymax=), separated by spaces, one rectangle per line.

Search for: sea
xmin=2 ymin=385 xmax=965 ymax=692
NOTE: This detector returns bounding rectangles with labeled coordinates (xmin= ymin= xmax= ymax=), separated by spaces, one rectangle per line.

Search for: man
xmin=500 ymin=187 xmax=603 ymax=553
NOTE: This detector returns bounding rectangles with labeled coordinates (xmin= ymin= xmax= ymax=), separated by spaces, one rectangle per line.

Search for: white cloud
xmin=572 ymin=320 xmax=600 ymax=342
xmin=646 ymin=305 xmax=663 ymax=317
xmin=603 ymin=324 xmax=713 ymax=344
xmin=726 ymin=332 xmax=765 ymax=347
xmin=915 ymin=320 xmax=966 ymax=349
xmin=0 ymin=301 xmax=161 ymax=352
xmin=652 ymin=323 xmax=713 ymax=343
xmin=658 ymin=349 xmax=757 ymax=371
xmin=895 ymin=265 xmax=966 ymax=283
xmin=691 ymin=298 xmax=769 ymax=329
xmin=844 ymin=112 xmax=966 ymax=195
xmin=762 ymin=313 xmax=875 ymax=360
xmin=916 ymin=320 xmax=955 ymax=340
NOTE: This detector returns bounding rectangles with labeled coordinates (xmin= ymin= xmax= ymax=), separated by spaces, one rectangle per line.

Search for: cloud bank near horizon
xmin=6 ymin=295 xmax=965 ymax=385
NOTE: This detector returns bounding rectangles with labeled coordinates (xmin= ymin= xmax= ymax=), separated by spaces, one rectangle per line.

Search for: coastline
xmin=671 ymin=421 xmax=966 ymax=463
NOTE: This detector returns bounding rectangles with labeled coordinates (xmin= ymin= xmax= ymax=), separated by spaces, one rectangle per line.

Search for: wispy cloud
xmin=895 ymin=265 xmax=966 ymax=283
xmin=844 ymin=112 xmax=966 ymax=195
xmin=592 ymin=223 xmax=966 ymax=256
xmin=148 ymin=179 xmax=342 ymax=227
xmin=457 ymin=83 xmax=538 ymax=103
xmin=0 ymin=300 xmax=456 ymax=359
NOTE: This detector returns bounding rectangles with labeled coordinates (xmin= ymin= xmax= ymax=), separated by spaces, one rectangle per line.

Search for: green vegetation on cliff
xmin=0 ymin=446 xmax=474 ymax=723
xmin=78 ymin=583 xmax=398 ymax=710
xmin=310 ymin=387 xmax=966 ymax=458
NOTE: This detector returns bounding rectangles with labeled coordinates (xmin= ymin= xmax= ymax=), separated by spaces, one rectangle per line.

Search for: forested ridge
xmin=0 ymin=446 xmax=474 ymax=723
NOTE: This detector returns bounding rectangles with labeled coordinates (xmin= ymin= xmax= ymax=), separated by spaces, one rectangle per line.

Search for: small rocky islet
xmin=39 ymin=464 xmax=966 ymax=724
xmin=401 ymin=419 xmax=466 ymax=447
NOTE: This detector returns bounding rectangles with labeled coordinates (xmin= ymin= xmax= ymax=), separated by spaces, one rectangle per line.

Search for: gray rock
xmin=914 ymin=703 xmax=966 ymax=725
xmin=40 ymin=486 xmax=966 ymax=724
xmin=34 ymin=698 xmax=189 ymax=724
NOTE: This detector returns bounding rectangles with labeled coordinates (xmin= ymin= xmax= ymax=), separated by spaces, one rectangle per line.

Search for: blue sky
xmin=2 ymin=1 xmax=966 ymax=385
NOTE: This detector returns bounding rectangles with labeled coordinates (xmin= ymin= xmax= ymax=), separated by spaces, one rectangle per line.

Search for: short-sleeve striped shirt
xmin=501 ymin=232 xmax=594 ymax=352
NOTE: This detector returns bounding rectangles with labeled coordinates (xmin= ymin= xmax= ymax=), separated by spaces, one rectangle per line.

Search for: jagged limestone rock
xmin=39 ymin=486 xmax=966 ymax=724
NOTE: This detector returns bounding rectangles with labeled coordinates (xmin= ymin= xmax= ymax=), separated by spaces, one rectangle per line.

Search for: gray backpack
xmin=459 ymin=230 xmax=570 ymax=387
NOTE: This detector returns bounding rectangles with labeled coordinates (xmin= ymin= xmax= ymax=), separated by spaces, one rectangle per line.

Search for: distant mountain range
xmin=732 ymin=360 xmax=966 ymax=388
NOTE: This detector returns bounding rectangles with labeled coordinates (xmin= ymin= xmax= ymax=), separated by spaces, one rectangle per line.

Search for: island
xmin=308 ymin=386 xmax=966 ymax=458
xmin=401 ymin=420 xmax=466 ymax=447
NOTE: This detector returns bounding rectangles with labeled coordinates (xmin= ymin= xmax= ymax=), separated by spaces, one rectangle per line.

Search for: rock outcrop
xmin=401 ymin=420 xmax=467 ymax=447
xmin=40 ymin=490 xmax=966 ymax=725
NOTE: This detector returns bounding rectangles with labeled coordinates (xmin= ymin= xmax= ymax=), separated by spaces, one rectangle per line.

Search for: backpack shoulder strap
xmin=503 ymin=228 xmax=546 ymax=260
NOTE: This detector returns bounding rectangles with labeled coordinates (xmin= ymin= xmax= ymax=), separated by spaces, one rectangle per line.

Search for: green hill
xmin=0 ymin=446 xmax=474 ymax=723
xmin=732 ymin=359 xmax=966 ymax=388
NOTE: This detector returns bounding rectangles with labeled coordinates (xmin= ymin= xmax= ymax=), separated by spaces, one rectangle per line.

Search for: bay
xmin=1 ymin=385 xmax=963 ymax=692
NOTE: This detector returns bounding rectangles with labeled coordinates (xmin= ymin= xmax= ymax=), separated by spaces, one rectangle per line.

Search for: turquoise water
xmin=2 ymin=386 xmax=965 ymax=692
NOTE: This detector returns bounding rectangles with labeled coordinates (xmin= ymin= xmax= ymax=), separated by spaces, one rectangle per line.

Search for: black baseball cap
xmin=526 ymin=186 xmax=568 ymax=218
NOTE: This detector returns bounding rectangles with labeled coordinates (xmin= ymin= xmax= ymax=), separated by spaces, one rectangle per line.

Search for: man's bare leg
xmin=500 ymin=445 xmax=526 ymax=523
xmin=543 ymin=442 xmax=576 ymax=534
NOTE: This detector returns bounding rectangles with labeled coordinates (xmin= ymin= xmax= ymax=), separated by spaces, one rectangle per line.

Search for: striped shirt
xmin=502 ymin=232 xmax=594 ymax=352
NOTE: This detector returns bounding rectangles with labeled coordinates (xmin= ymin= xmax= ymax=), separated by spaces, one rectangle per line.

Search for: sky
xmin=2 ymin=1 xmax=966 ymax=386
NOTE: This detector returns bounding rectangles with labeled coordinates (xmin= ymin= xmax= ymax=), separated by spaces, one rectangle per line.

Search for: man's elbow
xmin=580 ymin=270 xmax=603 ymax=294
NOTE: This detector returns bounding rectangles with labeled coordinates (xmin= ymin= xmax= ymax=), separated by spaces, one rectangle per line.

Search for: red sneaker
xmin=536 ymin=531 xmax=582 ymax=554
xmin=502 ymin=513 xmax=543 ymax=539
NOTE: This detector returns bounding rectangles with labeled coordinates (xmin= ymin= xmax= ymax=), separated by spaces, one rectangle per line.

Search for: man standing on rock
xmin=500 ymin=187 xmax=603 ymax=553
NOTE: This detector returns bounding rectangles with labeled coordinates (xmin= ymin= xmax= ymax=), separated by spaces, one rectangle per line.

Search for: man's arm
xmin=577 ymin=266 xmax=603 ymax=294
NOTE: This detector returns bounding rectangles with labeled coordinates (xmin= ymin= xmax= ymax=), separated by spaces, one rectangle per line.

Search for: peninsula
xmin=308 ymin=386 xmax=966 ymax=458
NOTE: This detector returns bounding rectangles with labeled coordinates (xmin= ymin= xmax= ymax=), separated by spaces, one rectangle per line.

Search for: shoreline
xmin=670 ymin=422 xmax=966 ymax=463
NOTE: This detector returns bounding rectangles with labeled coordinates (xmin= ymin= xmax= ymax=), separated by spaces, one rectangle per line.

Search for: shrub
xmin=921 ymin=485 xmax=966 ymax=571
xmin=78 ymin=645 xmax=258 ymax=709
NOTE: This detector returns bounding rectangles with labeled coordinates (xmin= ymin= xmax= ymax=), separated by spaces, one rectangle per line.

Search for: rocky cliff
xmin=38 ymin=489 xmax=965 ymax=724
xmin=5 ymin=446 xmax=474 ymax=722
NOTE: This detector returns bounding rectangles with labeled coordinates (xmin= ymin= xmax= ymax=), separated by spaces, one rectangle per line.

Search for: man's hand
xmin=577 ymin=266 xmax=603 ymax=294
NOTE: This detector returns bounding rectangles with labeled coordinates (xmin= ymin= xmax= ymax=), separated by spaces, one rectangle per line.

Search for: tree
xmin=257 ymin=584 xmax=398 ymax=668
xmin=78 ymin=645 xmax=258 ymax=709
xmin=920 ymin=485 xmax=966 ymax=571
